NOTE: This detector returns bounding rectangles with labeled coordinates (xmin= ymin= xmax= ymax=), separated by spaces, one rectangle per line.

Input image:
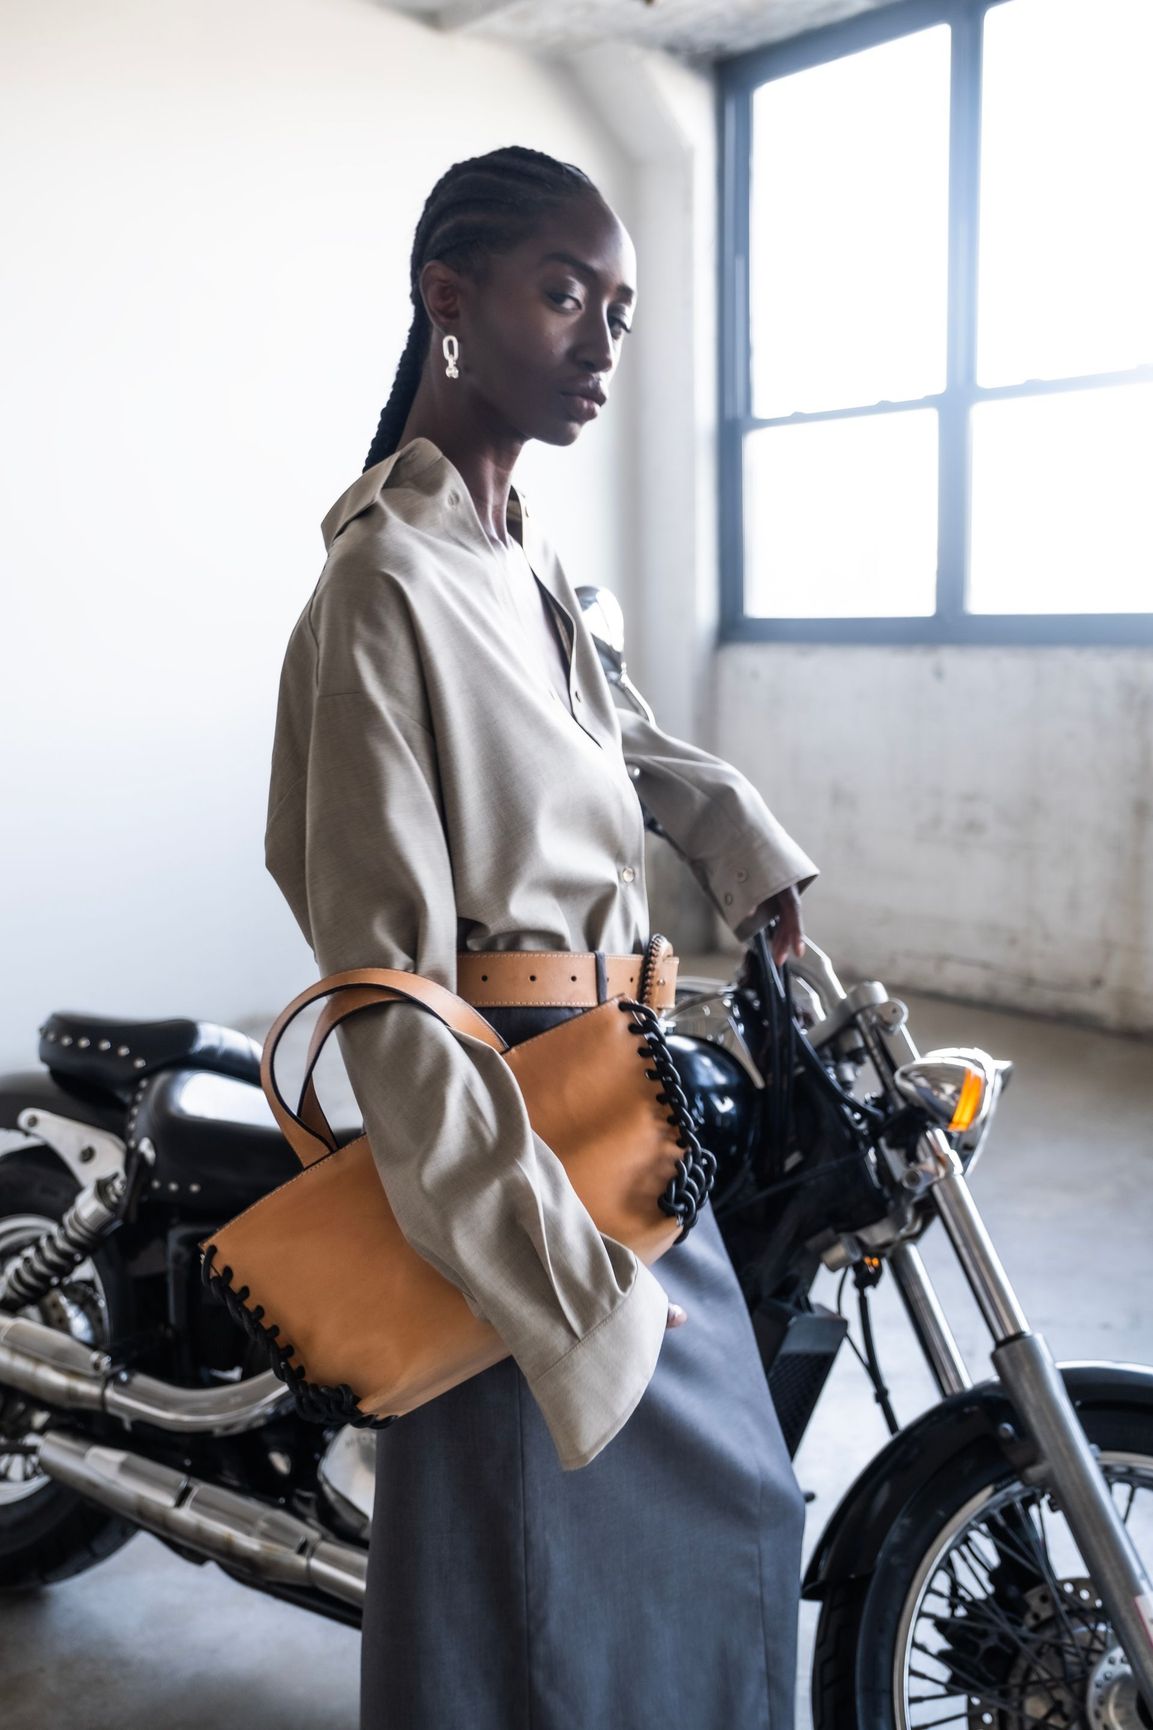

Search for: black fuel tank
xmin=664 ymin=1033 xmax=756 ymax=1199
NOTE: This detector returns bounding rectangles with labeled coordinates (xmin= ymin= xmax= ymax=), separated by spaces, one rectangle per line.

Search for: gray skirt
xmin=359 ymin=1004 xmax=806 ymax=1730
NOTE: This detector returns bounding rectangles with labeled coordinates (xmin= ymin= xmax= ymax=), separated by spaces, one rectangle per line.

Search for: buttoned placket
xmin=441 ymin=459 xmax=647 ymax=901
xmin=445 ymin=472 xmax=605 ymax=751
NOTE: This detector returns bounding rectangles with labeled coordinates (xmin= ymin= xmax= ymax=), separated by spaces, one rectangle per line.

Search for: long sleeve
xmin=613 ymin=702 xmax=819 ymax=943
xmin=264 ymin=564 xmax=669 ymax=1472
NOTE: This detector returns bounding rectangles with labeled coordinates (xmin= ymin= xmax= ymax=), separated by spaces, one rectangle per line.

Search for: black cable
xmin=722 ymin=1151 xmax=869 ymax=1216
xmin=752 ymin=928 xmax=884 ymax=1140
xmin=834 ymin=1263 xmax=900 ymax=1434
xmin=857 ymin=1281 xmax=900 ymax=1436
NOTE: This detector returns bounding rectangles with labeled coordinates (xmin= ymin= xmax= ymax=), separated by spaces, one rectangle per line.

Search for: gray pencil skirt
xmin=359 ymin=1004 xmax=806 ymax=1730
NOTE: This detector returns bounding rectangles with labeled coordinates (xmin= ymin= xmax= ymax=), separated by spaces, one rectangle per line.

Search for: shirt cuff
xmin=525 ymin=1242 xmax=670 ymax=1470
xmin=701 ymin=830 xmax=819 ymax=943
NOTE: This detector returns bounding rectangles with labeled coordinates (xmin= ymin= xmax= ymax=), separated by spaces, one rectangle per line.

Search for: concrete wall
xmin=0 ymin=0 xmax=643 ymax=1067
xmin=710 ymin=644 xmax=1153 ymax=1034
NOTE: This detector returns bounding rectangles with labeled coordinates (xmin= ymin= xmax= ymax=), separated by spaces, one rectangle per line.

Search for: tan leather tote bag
xmin=199 ymin=939 xmax=716 ymax=1430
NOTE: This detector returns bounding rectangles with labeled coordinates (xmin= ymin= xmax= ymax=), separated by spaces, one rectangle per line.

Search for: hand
xmin=666 ymin=1303 xmax=687 ymax=1329
xmin=762 ymin=883 xmax=806 ymax=968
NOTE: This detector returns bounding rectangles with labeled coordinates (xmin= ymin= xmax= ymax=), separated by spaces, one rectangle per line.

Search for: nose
xmin=573 ymin=310 xmax=617 ymax=376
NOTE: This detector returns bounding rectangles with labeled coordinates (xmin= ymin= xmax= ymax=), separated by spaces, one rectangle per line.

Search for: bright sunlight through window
xmin=728 ymin=0 xmax=1153 ymax=635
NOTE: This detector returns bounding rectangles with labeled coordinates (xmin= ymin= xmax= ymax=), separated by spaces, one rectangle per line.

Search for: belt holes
xmin=571 ymin=974 xmax=577 ymax=981
xmin=529 ymin=974 xmax=537 ymax=981
xmin=481 ymin=973 xmax=488 ymax=981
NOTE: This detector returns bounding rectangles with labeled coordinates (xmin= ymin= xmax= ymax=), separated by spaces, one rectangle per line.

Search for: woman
xmin=264 ymin=145 xmax=818 ymax=1730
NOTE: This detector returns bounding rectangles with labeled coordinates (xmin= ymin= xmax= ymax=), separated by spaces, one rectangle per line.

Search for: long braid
xmin=363 ymin=145 xmax=603 ymax=473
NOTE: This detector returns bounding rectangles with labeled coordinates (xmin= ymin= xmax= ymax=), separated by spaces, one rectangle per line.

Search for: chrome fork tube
xmin=929 ymin=1156 xmax=1029 ymax=1340
xmin=888 ymin=1242 xmax=971 ymax=1397
xmin=924 ymin=1131 xmax=1153 ymax=1703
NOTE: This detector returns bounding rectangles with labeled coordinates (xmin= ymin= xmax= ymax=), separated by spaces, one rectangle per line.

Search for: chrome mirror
xmin=576 ymin=585 xmax=654 ymax=723
xmin=893 ymin=1046 xmax=1013 ymax=1161
xmin=575 ymin=585 xmax=625 ymax=666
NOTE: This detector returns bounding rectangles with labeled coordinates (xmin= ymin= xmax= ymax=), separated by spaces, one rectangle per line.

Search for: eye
xmin=547 ymin=291 xmax=632 ymax=339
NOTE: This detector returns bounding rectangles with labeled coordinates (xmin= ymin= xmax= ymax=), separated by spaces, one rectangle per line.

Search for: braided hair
xmin=363 ymin=145 xmax=605 ymax=473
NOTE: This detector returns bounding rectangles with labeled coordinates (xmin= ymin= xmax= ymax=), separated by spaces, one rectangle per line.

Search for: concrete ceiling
xmin=385 ymin=0 xmax=902 ymax=66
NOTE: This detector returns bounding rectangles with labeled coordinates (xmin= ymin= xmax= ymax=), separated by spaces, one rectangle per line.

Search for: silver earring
xmin=442 ymin=333 xmax=459 ymax=379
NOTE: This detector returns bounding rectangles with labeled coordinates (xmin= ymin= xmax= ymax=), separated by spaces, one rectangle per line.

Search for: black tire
xmin=812 ymin=1406 xmax=1153 ymax=1729
xmin=0 ymin=1149 xmax=137 ymax=1588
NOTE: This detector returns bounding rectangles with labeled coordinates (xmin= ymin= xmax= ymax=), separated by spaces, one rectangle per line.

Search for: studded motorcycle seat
xmin=39 ymin=1012 xmax=263 ymax=1091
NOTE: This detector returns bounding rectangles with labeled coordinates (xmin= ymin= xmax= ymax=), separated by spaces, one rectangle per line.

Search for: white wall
xmin=710 ymin=644 xmax=1153 ymax=1034
xmin=0 ymin=0 xmax=642 ymax=1066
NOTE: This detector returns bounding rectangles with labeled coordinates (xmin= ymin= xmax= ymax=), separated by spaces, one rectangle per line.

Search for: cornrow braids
xmin=362 ymin=145 xmax=604 ymax=473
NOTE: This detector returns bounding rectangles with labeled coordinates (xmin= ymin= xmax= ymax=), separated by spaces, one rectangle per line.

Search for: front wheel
xmin=812 ymin=1405 xmax=1153 ymax=1729
xmin=0 ymin=1150 xmax=137 ymax=1588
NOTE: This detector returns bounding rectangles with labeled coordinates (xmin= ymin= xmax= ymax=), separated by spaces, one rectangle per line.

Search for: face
xmin=425 ymin=198 xmax=638 ymax=448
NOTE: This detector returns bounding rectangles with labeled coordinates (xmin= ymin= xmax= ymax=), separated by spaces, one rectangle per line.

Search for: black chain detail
xmin=200 ymin=1242 xmax=394 ymax=1431
xmin=618 ymin=999 xmax=718 ymax=1243
xmin=636 ymin=932 xmax=663 ymax=1008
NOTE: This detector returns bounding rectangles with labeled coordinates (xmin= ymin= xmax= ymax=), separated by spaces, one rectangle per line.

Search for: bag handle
xmin=260 ymin=967 xmax=508 ymax=1169
xmin=292 ymin=981 xmax=505 ymax=1157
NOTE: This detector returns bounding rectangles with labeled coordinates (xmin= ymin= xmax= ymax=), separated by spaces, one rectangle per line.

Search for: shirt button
xmin=621 ymin=866 xmax=636 ymax=883
xmin=735 ymin=867 xmax=748 ymax=882
xmin=723 ymin=891 xmax=734 ymax=905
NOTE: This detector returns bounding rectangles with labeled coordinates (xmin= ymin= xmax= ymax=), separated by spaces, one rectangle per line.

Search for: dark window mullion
xmin=973 ymin=364 xmax=1153 ymax=404
xmin=937 ymin=1 xmax=985 ymax=628
xmin=742 ymin=392 xmax=946 ymax=433
xmin=718 ymin=80 xmax=751 ymax=635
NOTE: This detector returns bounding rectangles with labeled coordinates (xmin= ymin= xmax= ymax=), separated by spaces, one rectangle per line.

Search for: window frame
xmin=716 ymin=0 xmax=1153 ymax=647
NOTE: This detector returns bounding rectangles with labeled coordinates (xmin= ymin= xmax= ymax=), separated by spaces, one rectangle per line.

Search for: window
xmin=718 ymin=0 xmax=1153 ymax=644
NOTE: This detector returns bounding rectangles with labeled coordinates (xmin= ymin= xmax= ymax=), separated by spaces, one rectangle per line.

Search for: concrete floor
xmin=1 ymin=967 xmax=1151 ymax=1729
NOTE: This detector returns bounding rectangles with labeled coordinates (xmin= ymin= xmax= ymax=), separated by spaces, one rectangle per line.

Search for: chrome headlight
xmin=893 ymin=1045 xmax=1013 ymax=1167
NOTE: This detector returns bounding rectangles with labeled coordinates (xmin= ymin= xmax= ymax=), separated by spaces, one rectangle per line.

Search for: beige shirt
xmin=264 ymin=435 xmax=818 ymax=1470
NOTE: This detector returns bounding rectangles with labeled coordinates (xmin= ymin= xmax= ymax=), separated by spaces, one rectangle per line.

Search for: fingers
xmin=666 ymin=1303 xmax=687 ymax=1328
xmin=770 ymin=884 xmax=806 ymax=966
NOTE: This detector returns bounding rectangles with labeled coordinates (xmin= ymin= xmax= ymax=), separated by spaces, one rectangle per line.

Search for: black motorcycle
xmin=1 ymin=587 xmax=1151 ymax=1729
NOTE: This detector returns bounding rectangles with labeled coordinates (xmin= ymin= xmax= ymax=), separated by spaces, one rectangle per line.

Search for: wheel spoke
xmin=905 ymin=1707 xmax=968 ymax=1728
xmin=890 ymin=1455 xmax=1153 ymax=1730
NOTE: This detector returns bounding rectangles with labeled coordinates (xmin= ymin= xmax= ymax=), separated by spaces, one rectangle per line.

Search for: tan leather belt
xmin=456 ymin=947 xmax=678 ymax=1011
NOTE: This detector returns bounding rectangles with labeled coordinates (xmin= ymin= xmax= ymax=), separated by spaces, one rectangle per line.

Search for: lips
xmin=560 ymin=383 xmax=606 ymax=423
xmin=561 ymin=382 xmax=607 ymax=407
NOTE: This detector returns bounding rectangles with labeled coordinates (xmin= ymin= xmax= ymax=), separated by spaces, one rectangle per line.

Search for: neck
xmin=398 ymin=386 xmax=525 ymax=549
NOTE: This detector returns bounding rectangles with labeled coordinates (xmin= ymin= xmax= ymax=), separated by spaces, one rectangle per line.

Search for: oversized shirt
xmin=264 ymin=435 xmax=819 ymax=1470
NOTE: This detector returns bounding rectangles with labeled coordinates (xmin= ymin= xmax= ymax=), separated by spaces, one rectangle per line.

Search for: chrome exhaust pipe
xmin=36 ymin=1429 xmax=366 ymax=1610
xmin=0 ymin=1313 xmax=292 ymax=1434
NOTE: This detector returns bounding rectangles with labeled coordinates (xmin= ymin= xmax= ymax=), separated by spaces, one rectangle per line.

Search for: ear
xmin=419 ymin=260 xmax=466 ymax=334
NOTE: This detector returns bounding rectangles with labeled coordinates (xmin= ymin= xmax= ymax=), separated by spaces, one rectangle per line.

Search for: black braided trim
xmin=636 ymin=932 xmax=663 ymax=1008
xmin=200 ymin=1242 xmax=395 ymax=1431
xmin=618 ymin=999 xmax=718 ymax=1243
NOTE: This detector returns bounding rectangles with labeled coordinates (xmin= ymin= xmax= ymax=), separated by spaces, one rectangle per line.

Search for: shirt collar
xmin=320 ymin=435 xmax=539 ymax=570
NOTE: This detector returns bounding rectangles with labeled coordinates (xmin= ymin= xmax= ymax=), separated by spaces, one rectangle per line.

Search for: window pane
xmin=978 ymin=0 xmax=1153 ymax=386
xmin=749 ymin=26 xmax=950 ymax=418
xmin=969 ymin=385 xmax=1153 ymax=613
xmin=744 ymin=410 xmax=938 ymax=617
